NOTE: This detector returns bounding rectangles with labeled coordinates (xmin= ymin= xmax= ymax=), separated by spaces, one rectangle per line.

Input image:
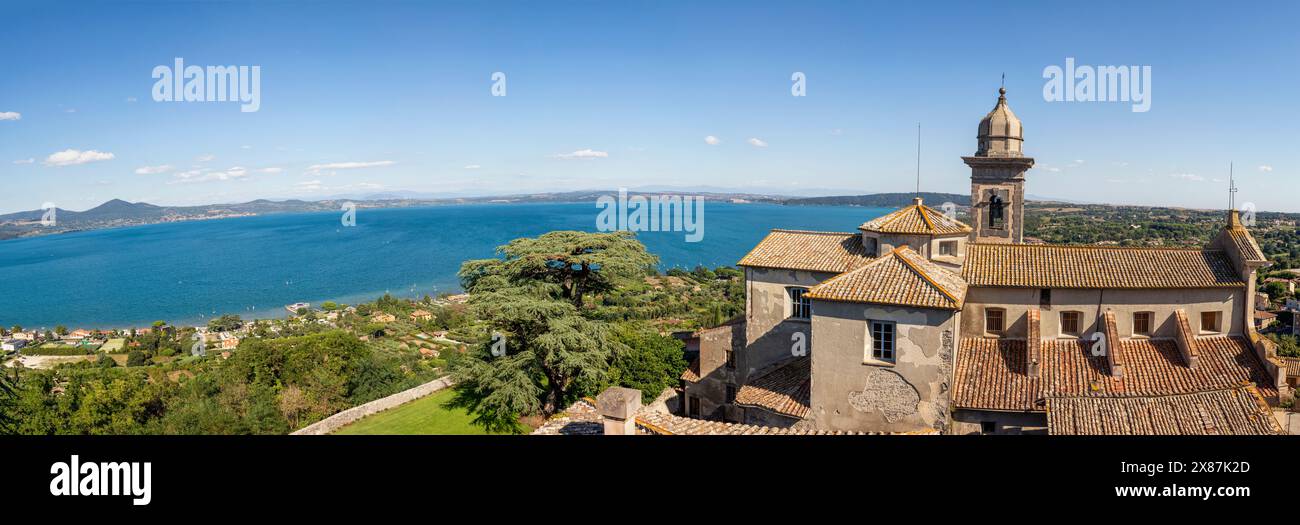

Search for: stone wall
xmin=290 ymin=376 xmax=453 ymax=435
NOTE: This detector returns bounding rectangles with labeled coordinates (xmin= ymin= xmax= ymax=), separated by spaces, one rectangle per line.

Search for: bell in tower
xmin=964 ymin=87 xmax=1034 ymax=244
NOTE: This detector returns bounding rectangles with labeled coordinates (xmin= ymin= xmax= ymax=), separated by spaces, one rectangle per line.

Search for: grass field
xmin=334 ymin=388 xmax=504 ymax=435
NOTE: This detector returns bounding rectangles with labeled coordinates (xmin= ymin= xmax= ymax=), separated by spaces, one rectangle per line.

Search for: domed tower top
xmin=975 ymin=87 xmax=1023 ymax=157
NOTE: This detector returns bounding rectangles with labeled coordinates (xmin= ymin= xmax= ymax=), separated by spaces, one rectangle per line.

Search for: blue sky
xmin=1 ymin=0 xmax=1298 ymax=213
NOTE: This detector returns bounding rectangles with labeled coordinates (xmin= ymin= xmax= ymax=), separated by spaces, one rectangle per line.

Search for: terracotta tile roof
xmin=963 ymin=243 xmax=1245 ymax=289
xmin=859 ymin=201 xmax=972 ymax=236
xmin=734 ymin=357 xmax=810 ymax=418
xmin=805 ymin=247 xmax=967 ymax=310
xmin=634 ymin=411 xmax=935 ymax=435
xmin=1226 ymin=227 xmax=1267 ymax=262
xmin=681 ymin=358 xmax=701 ymax=382
xmin=953 ymin=336 xmax=1279 ymax=412
xmin=737 ymin=229 xmax=873 ymax=273
xmin=1046 ymin=385 xmax=1282 ymax=435
xmin=1285 ymin=357 xmax=1300 ymax=379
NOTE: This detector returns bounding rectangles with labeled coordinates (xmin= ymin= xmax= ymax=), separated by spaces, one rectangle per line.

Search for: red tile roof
xmin=1046 ymin=385 xmax=1282 ymax=435
xmin=963 ymin=243 xmax=1245 ymax=289
xmin=805 ymin=247 xmax=967 ymax=310
xmin=681 ymin=358 xmax=701 ymax=382
xmin=858 ymin=201 xmax=971 ymax=236
xmin=953 ymin=336 xmax=1279 ymax=412
xmin=737 ymin=229 xmax=873 ymax=273
xmin=734 ymin=357 xmax=810 ymax=418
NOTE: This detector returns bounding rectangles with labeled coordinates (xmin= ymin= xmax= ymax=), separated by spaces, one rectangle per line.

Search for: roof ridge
xmin=767 ymin=228 xmax=858 ymax=236
xmin=970 ymin=242 xmax=1224 ymax=253
xmin=892 ymin=247 xmax=959 ymax=305
xmin=916 ymin=205 xmax=937 ymax=231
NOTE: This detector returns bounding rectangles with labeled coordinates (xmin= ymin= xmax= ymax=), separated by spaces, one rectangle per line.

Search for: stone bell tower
xmin=963 ymin=87 xmax=1034 ymax=244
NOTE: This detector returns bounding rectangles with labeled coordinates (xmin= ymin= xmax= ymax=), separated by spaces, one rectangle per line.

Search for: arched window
xmin=988 ymin=193 xmax=1005 ymax=229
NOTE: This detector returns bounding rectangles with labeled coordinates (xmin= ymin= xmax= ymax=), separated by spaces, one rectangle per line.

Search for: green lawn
xmin=334 ymin=388 xmax=501 ymax=435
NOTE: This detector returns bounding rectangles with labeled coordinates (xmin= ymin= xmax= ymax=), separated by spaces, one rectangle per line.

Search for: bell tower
xmin=963 ymin=87 xmax=1034 ymax=244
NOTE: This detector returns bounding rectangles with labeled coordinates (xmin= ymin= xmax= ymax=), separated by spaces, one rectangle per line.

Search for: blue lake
xmin=0 ymin=202 xmax=891 ymax=329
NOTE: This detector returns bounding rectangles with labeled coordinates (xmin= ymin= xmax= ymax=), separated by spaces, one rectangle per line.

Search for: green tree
xmin=460 ymin=230 xmax=658 ymax=309
xmin=54 ymin=325 xmax=68 ymax=336
xmin=126 ymin=350 xmax=148 ymax=367
xmin=608 ymin=324 xmax=688 ymax=403
xmin=207 ymin=314 xmax=244 ymax=332
xmin=451 ymin=231 xmax=652 ymax=429
xmin=321 ymin=301 xmax=339 ymax=311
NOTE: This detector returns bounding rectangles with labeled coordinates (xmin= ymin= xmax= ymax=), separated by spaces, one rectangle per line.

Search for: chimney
xmin=596 ymin=387 xmax=642 ymax=435
xmin=1102 ymin=310 xmax=1124 ymax=379
xmin=1173 ymin=309 xmax=1199 ymax=368
xmin=1026 ymin=308 xmax=1041 ymax=378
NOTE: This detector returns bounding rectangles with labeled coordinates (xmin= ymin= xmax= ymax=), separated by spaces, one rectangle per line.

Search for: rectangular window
xmin=725 ymin=346 xmax=735 ymax=369
xmin=985 ymin=308 xmax=1005 ymax=334
xmin=1039 ymin=289 xmax=1051 ymax=308
xmin=1133 ymin=312 xmax=1153 ymax=336
xmin=1060 ymin=311 xmax=1081 ymax=336
xmin=1201 ymin=311 xmax=1221 ymax=333
xmin=939 ymin=240 xmax=958 ymax=256
xmin=789 ymin=287 xmax=811 ymax=320
xmin=725 ymin=385 xmax=737 ymax=403
xmin=980 ymin=421 xmax=996 ymax=434
xmin=688 ymin=396 xmax=700 ymax=417
xmin=869 ymin=320 xmax=896 ymax=362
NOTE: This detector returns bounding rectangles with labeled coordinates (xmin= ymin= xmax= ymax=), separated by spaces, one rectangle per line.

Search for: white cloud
xmin=13 ymin=158 xmax=34 ymax=164
xmin=125 ymin=97 xmax=138 ymax=103
xmin=256 ymin=167 xmax=283 ymax=174
xmin=550 ymin=149 xmax=609 ymax=160
xmin=0 ymin=112 xmax=20 ymax=121
xmin=135 ymin=164 xmax=174 ymax=175
xmin=196 ymin=154 xmax=216 ymax=162
xmin=170 ymin=166 xmax=249 ymax=184
xmin=747 ymin=137 xmax=768 ymax=148
xmin=1258 ymin=165 xmax=1273 ymax=172
xmin=43 ymin=149 xmax=116 ymax=167
xmin=1168 ymin=173 xmax=1205 ymax=182
xmin=306 ymin=160 xmax=397 ymax=172
xmin=703 ymin=135 xmax=721 ymax=145
xmin=463 ymin=164 xmax=481 ymax=169
xmin=240 ymin=145 xmax=252 ymax=149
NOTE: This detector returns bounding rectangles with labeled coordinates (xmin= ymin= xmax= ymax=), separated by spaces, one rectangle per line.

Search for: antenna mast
xmin=915 ymin=123 xmax=921 ymax=196
xmin=1229 ymin=162 xmax=1237 ymax=211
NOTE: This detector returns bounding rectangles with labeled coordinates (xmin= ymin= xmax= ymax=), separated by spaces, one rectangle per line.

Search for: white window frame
xmin=788 ymin=287 xmax=811 ymax=320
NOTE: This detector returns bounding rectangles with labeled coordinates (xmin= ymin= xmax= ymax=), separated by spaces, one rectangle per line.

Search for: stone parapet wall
xmin=291 ymin=376 xmax=453 ymax=435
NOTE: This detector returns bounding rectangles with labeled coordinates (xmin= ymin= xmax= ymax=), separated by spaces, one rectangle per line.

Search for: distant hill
xmin=783 ymin=192 xmax=969 ymax=208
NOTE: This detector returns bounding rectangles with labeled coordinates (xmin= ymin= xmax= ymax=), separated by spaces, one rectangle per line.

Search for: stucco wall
xmin=961 ymin=287 xmax=1245 ymax=339
xmin=806 ymin=300 xmax=958 ymax=433
xmin=744 ymin=267 xmax=834 ymax=383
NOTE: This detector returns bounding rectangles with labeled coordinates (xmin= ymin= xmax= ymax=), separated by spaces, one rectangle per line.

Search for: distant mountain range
xmin=0 ymin=189 xmax=1185 ymax=241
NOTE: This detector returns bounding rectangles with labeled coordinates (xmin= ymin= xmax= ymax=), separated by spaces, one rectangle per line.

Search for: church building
xmin=679 ymin=87 xmax=1291 ymax=435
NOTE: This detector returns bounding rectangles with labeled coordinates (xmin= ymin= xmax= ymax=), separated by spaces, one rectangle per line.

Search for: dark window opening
xmin=870 ymin=320 xmax=896 ymax=362
xmin=980 ymin=421 xmax=996 ymax=434
xmin=725 ymin=385 xmax=737 ymax=403
xmin=988 ymin=194 xmax=1006 ymax=230
xmin=1039 ymin=289 xmax=1051 ymax=308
